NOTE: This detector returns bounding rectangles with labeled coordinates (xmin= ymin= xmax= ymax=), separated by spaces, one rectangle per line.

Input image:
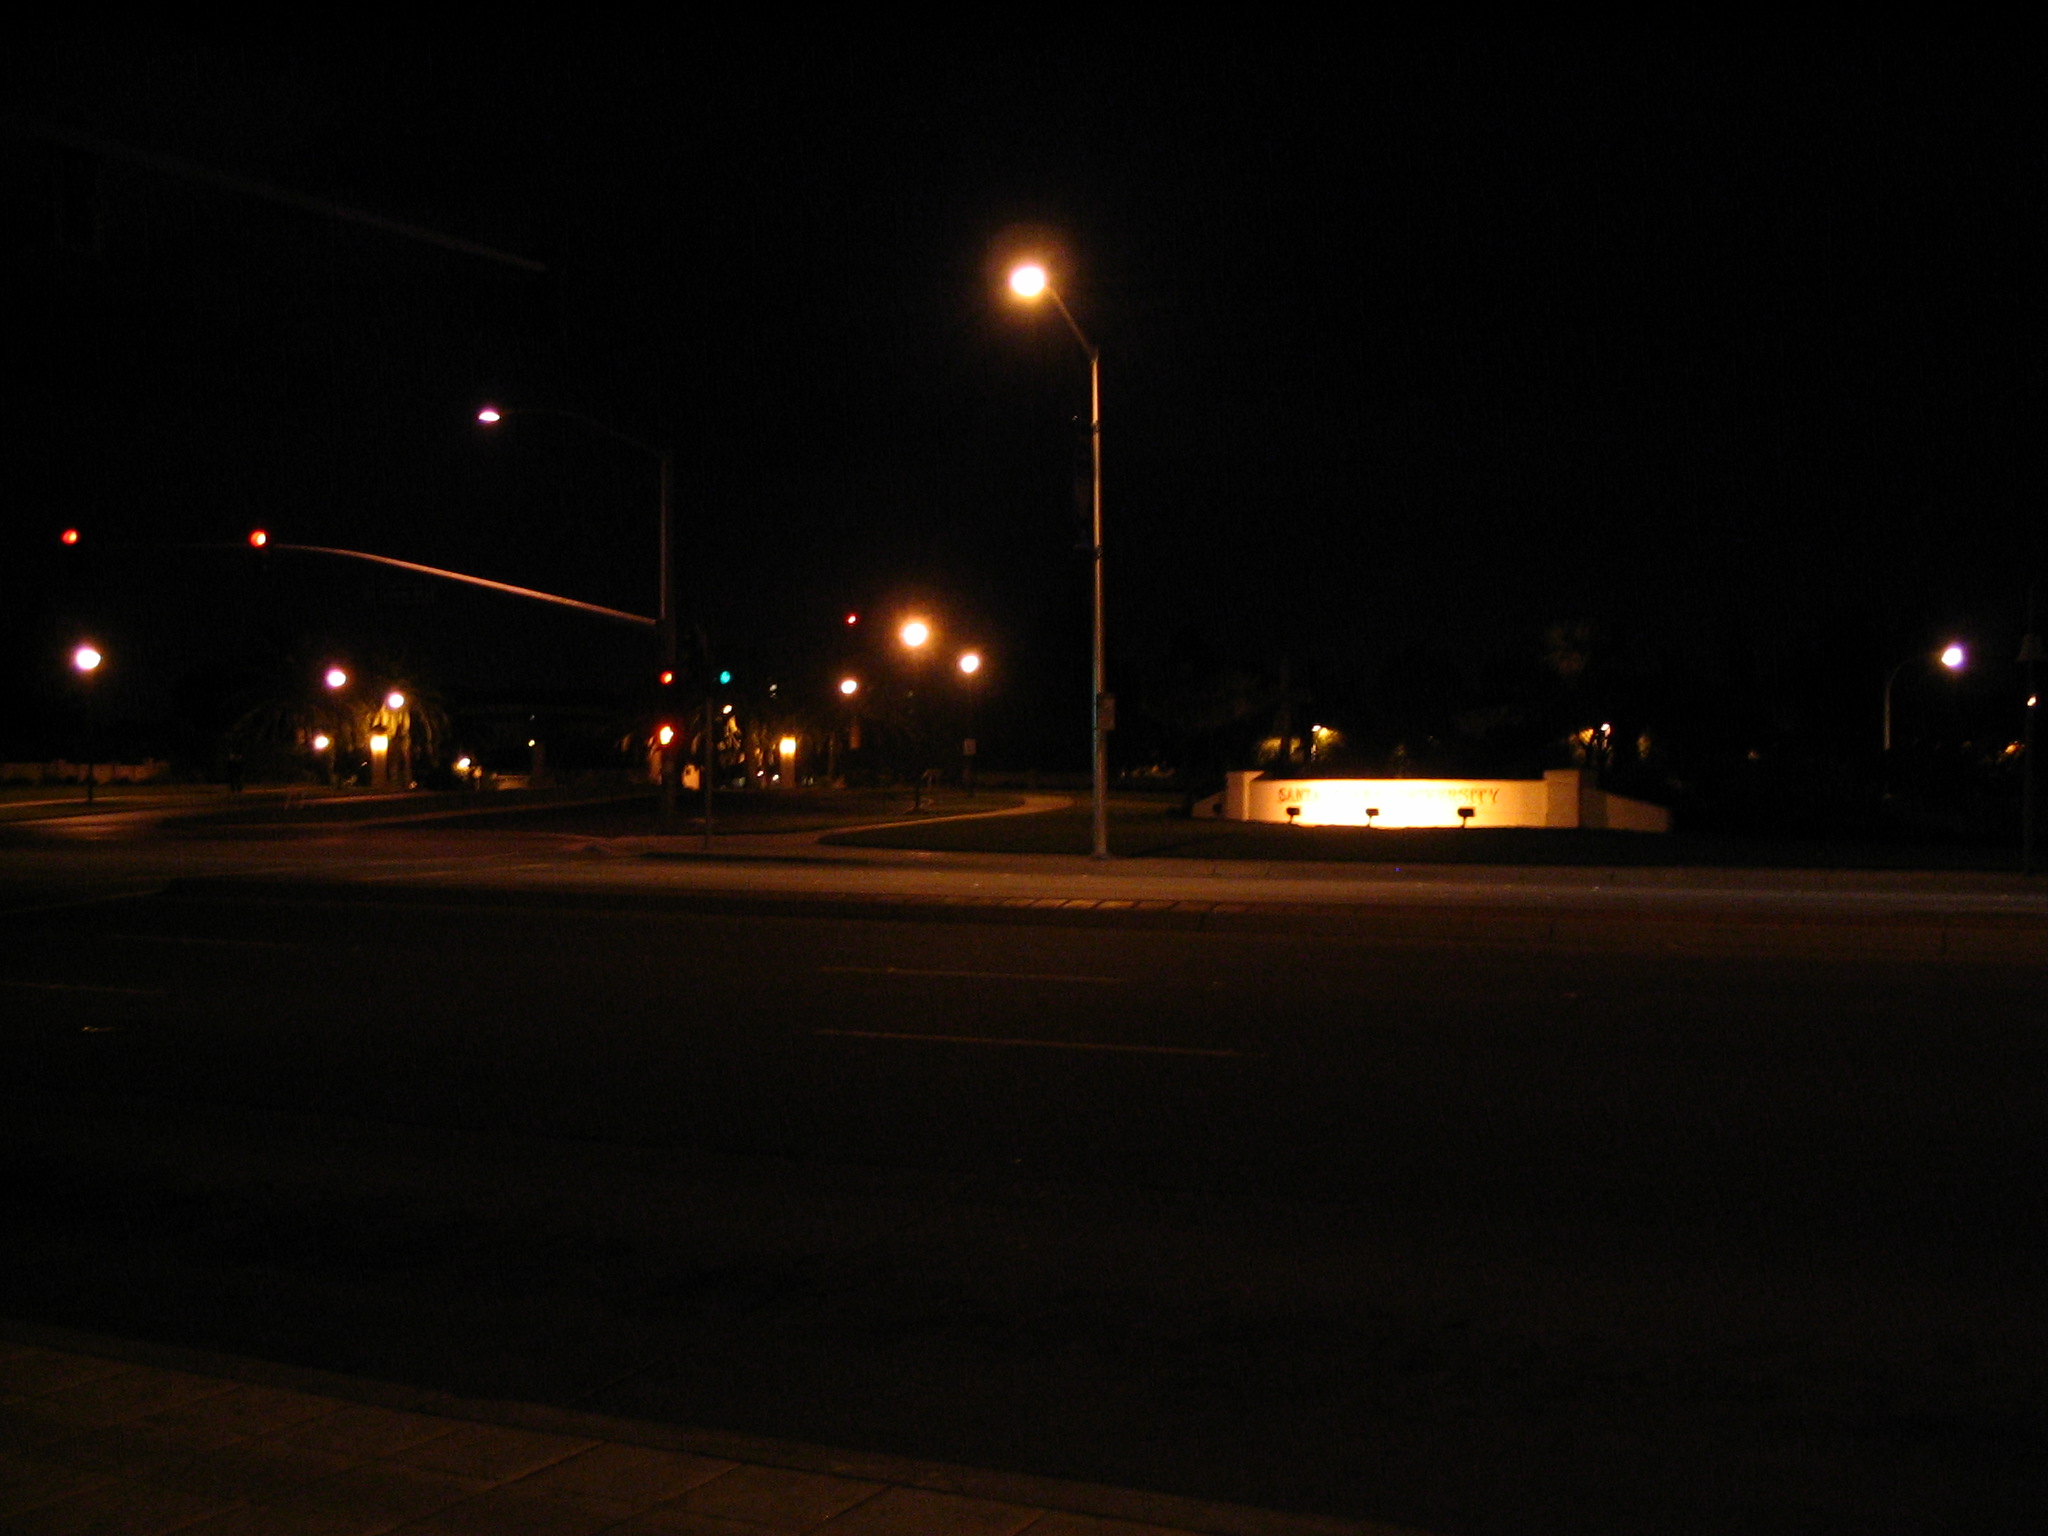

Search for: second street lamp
xmin=72 ymin=644 xmax=103 ymax=803
xmin=1009 ymin=260 xmax=1110 ymax=858
xmin=1883 ymin=643 xmax=1966 ymax=753
xmin=477 ymin=403 xmax=679 ymax=824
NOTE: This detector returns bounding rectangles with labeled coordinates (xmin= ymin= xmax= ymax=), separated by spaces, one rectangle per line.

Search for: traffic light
xmin=718 ymin=670 xmax=732 ymax=686
xmin=249 ymin=529 xmax=269 ymax=548
xmin=659 ymin=670 xmax=675 ymax=686
xmin=60 ymin=528 xmax=80 ymax=545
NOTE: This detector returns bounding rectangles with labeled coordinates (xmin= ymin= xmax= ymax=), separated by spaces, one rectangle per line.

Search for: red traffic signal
xmin=249 ymin=529 xmax=269 ymax=548
xmin=659 ymin=670 xmax=675 ymax=686
xmin=60 ymin=528 xmax=80 ymax=545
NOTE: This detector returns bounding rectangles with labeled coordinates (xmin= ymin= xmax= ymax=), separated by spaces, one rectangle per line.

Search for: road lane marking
xmin=814 ymin=1028 xmax=1248 ymax=1057
xmin=820 ymin=964 xmax=1124 ymax=985
xmin=1 ymin=980 xmax=165 ymax=996
xmin=0 ymin=887 xmax=164 ymax=919
xmin=100 ymin=933 xmax=309 ymax=950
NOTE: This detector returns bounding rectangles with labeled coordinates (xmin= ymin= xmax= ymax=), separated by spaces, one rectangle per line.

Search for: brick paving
xmin=0 ymin=1338 xmax=1420 ymax=1536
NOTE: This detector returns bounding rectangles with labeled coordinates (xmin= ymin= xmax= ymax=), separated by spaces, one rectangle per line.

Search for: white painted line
xmin=103 ymin=934 xmax=309 ymax=950
xmin=2 ymin=980 xmax=164 ymax=996
xmin=0 ymin=887 xmax=165 ymax=919
xmin=814 ymin=1028 xmax=1249 ymax=1058
xmin=820 ymin=964 xmax=1124 ymax=985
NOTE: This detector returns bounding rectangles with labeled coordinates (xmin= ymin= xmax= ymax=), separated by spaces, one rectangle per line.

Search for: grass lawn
xmin=824 ymin=794 xmax=2029 ymax=869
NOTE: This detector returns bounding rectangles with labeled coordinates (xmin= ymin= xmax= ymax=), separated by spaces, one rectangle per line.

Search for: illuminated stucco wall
xmin=1211 ymin=769 xmax=1670 ymax=831
xmin=1249 ymin=775 xmax=1548 ymax=828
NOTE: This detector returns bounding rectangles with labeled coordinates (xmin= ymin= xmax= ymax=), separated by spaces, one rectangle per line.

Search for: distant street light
xmin=1883 ymin=643 xmax=1967 ymax=752
xmin=1008 ymin=258 xmax=1109 ymax=857
xmin=477 ymin=402 xmax=678 ymax=823
xmin=958 ymin=650 xmax=984 ymax=795
xmin=324 ymin=667 xmax=348 ymax=690
xmin=839 ymin=677 xmax=860 ymax=696
xmin=73 ymin=644 xmax=103 ymax=803
xmin=385 ymin=691 xmax=406 ymax=711
xmin=900 ymin=619 xmax=930 ymax=649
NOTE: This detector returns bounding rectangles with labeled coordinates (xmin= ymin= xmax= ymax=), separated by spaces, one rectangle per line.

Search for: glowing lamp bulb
xmin=657 ymin=725 xmax=675 ymax=747
xmin=845 ymin=612 xmax=859 ymax=626
xmin=60 ymin=528 xmax=80 ymax=545
xmin=324 ymin=668 xmax=348 ymax=689
xmin=311 ymin=734 xmax=331 ymax=751
xmin=1940 ymin=644 xmax=1965 ymax=669
xmin=476 ymin=406 xmax=502 ymax=424
xmin=779 ymin=736 xmax=798 ymax=758
xmin=248 ymin=529 xmax=268 ymax=548
xmin=385 ymin=691 xmax=406 ymax=711
xmin=900 ymin=620 xmax=930 ymax=649
xmin=1009 ymin=264 xmax=1048 ymax=298
xmin=958 ymin=651 xmax=981 ymax=675
xmin=73 ymin=645 xmax=102 ymax=673
xmin=839 ymin=678 xmax=859 ymax=696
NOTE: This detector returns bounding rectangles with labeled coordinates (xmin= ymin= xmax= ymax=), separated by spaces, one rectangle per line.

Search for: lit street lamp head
xmin=900 ymin=620 xmax=931 ymax=649
xmin=1940 ymin=644 xmax=1966 ymax=669
xmin=73 ymin=645 xmax=102 ymax=673
xmin=958 ymin=651 xmax=981 ymax=675
xmin=385 ymin=691 xmax=406 ymax=711
xmin=324 ymin=667 xmax=348 ymax=690
xmin=1008 ymin=263 xmax=1049 ymax=299
xmin=839 ymin=678 xmax=860 ymax=696
xmin=475 ymin=406 xmax=503 ymax=425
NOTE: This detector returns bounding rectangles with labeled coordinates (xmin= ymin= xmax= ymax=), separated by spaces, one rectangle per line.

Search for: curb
xmin=146 ymin=873 xmax=2048 ymax=959
xmin=0 ymin=1317 xmax=1433 ymax=1536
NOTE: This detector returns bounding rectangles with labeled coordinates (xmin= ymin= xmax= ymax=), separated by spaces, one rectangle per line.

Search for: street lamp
xmin=72 ymin=644 xmax=102 ymax=803
xmin=898 ymin=620 xmax=936 ymax=808
xmin=958 ymin=650 xmax=983 ymax=795
xmin=476 ymin=402 xmax=678 ymax=823
xmin=1883 ymin=643 xmax=1966 ymax=753
xmin=1009 ymin=259 xmax=1109 ymax=857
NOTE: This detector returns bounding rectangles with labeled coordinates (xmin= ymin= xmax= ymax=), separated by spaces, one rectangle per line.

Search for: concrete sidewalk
xmin=1 ymin=1329 xmax=1426 ymax=1536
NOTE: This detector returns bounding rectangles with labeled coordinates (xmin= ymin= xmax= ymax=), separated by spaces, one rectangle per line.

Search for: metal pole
xmin=702 ymin=691 xmax=715 ymax=851
xmin=658 ymin=449 xmax=678 ymax=827
xmin=1034 ymin=283 xmax=1110 ymax=858
xmin=2021 ymin=589 xmax=2042 ymax=876
xmin=1088 ymin=347 xmax=1107 ymax=859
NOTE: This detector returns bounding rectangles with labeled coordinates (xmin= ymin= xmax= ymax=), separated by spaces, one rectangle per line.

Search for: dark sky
xmin=9 ymin=33 xmax=2040 ymax=764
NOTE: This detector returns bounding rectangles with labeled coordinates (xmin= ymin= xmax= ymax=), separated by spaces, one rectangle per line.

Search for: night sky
xmin=9 ymin=34 xmax=2039 ymax=778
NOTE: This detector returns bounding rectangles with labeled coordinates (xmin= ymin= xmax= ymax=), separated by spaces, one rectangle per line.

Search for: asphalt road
xmin=2 ymin=817 xmax=2045 ymax=1535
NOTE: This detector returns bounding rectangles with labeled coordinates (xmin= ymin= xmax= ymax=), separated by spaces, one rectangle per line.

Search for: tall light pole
xmin=72 ymin=644 xmax=103 ymax=803
xmin=900 ymin=619 xmax=932 ymax=811
xmin=477 ymin=404 xmax=678 ymax=823
xmin=1009 ymin=261 xmax=1109 ymax=859
xmin=2020 ymin=591 xmax=2042 ymax=876
xmin=1883 ymin=643 xmax=1966 ymax=753
xmin=958 ymin=649 xmax=982 ymax=796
